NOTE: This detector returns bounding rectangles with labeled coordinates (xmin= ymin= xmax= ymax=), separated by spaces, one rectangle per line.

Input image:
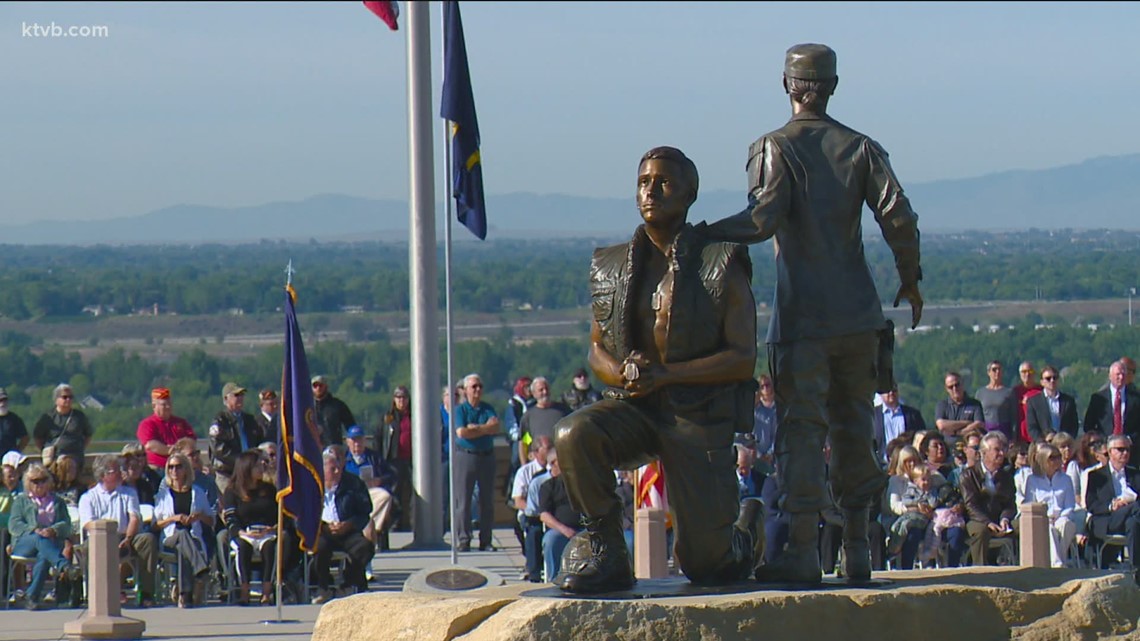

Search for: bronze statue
xmin=552 ymin=146 xmax=762 ymax=594
xmin=697 ymin=43 xmax=924 ymax=584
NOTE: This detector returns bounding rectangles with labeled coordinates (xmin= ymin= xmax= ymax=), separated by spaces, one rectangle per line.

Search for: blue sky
xmin=2 ymin=1 xmax=1138 ymax=224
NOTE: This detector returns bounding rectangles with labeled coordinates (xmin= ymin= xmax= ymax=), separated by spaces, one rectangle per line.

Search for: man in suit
xmin=1025 ymin=365 xmax=1080 ymax=440
xmin=872 ymin=385 xmax=927 ymax=465
xmin=1084 ymin=434 xmax=1140 ymax=574
xmin=959 ymin=431 xmax=1017 ymax=566
xmin=1084 ymin=361 xmax=1140 ymax=454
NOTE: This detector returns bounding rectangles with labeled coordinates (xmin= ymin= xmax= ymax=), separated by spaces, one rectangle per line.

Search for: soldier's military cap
xmin=784 ymin=43 xmax=837 ymax=80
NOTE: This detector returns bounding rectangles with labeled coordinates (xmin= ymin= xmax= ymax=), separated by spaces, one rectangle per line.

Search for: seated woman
xmin=223 ymin=451 xmax=283 ymax=605
xmin=8 ymin=463 xmax=73 ymax=610
xmin=1022 ymin=442 xmax=1077 ymax=568
xmin=47 ymin=454 xmax=86 ymax=607
xmin=154 ymin=452 xmax=214 ymax=607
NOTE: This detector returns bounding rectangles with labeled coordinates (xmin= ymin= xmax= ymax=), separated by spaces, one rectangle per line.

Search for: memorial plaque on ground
xmin=424 ymin=568 xmax=489 ymax=591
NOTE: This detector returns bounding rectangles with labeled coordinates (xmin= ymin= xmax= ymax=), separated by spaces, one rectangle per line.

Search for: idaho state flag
xmin=440 ymin=0 xmax=487 ymax=240
xmin=276 ymin=284 xmax=324 ymax=553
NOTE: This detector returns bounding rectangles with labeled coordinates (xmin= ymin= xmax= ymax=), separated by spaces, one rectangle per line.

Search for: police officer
xmin=699 ymin=43 xmax=924 ymax=584
xmin=208 ymin=382 xmax=266 ymax=496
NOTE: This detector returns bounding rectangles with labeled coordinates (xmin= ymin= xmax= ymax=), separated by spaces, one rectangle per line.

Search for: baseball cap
xmin=574 ymin=368 xmax=589 ymax=378
xmin=0 ymin=387 xmax=7 ymax=401
xmin=311 ymin=375 xmax=328 ymax=386
xmin=2 ymin=451 xmax=27 ymax=468
xmin=346 ymin=425 xmax=365 ymax=439
xmin=222 ymin=382 xmax=246 ymax=398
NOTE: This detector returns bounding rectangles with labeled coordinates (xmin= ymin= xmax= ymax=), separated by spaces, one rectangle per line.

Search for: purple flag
xmin=276 ymin=284 xmax=324 ymax=553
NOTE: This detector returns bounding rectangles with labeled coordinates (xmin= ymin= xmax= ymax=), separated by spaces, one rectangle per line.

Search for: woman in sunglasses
xmin=8 ymin=463 xmax=73 ymax=610
xmin=154 ymin=452 xmax=214 ymax=607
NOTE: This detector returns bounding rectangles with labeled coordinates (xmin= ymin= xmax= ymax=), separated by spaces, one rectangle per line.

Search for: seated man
xmin=959 ymin=432 xmax=1017 ymax=566
xmin=1085 ymin=434 xmax=1140 ymax=574
xmin=343 ymin=425 xmax=397 ymax=545
xmin=538 ymin=449 xmax=582 ymax=583
xmin=735 ymin=444 xmax=765 ymax=502
xmin=312 ymin=446 xmax=375 ymax=604
xmin=78 ymin=454 xmax=159 ymax=607
xmin=512 ymin=436 xmax=552 ymax=583
xmin=553 ymin=146 xmax=759 ymax=593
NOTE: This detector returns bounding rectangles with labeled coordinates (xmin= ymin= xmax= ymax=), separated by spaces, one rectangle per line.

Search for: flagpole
xmin=407 ymin=0 xmax=444 ymax=547
xmin=262 ymin=262 xmax=299 ymax=625
xmin=440 ymin=0 xmax=459 ymax=567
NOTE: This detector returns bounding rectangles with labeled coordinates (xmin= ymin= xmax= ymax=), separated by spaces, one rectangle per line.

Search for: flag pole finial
xmin=285 ymin=260 xmax=295 ymax=287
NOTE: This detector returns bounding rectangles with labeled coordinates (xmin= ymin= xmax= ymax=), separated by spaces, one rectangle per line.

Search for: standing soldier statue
xmin=698 ymin=43 xmax=924 ymax=584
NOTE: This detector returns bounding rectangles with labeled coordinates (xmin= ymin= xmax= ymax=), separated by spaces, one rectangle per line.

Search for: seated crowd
xmin=0 ymin=377 xmax=404 ymax=610
xmin=1 ymin=356 xmax=1137 ymax=609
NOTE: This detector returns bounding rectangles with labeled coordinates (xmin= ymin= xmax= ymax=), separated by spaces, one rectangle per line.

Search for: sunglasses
xmin=1042 ymin=376 xmax=1056 ymax=381
xmin=166 ymin=464 xmax=183 ymax=470
xmin=945 ymin=383 xmax=961 ymax=390
xmin=469 ymin=384 xmax=483 ymax=389
xmin=59 ymin=395 xmax=73 ymax=400
xmin=394 ymin=395 xmax=409 ymax=399
xmin=1112 ymin=447 xmax=1131 ymax=453
xmin=30 ymin=477 xmax=48 ymax=485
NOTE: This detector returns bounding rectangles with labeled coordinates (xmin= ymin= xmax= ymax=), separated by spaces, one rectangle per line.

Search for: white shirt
xmin=1110 ymin=465 xmax=1137 ymax=502
xmin=512 ymin=459 xmax=545 ymax=502
xmin=153 ymin=485 xmax=214 ymax=543
xmin=78 ymin=483 xmax=141 ymax=534
xmin=1111 ymin=385 xmax=1128 ymax=418
xmin=322 ymin=484 xmax=340 ymax=523
xmin=1022 ymin=471 xmax=1075 ymax=520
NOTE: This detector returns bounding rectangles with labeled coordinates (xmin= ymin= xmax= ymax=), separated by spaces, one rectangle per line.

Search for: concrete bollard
xmin=1019 ymin=502 xmax=1050 ymax=568
xmin=634 ymin=507 xmax=669 ymax=579
xmin=64 ymin=520 xmax=146 ymax=640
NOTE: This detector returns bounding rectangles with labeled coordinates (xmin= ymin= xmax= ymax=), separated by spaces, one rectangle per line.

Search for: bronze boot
xmin=839 ymin=507 xmax=872 ymax=582
xmin=754 ymin=512 xmax=821 ymax=585
xmin=555 ymin=511 xmax=635 ymax=594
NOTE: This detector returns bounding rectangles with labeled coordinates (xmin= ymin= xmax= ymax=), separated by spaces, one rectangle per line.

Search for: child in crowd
xmin=889 ymin=462 xmax=937 ymax=568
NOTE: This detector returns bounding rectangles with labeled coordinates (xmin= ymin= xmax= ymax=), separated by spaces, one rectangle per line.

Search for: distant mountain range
xmin=8 ymin=153 xmax=1139 ymax=245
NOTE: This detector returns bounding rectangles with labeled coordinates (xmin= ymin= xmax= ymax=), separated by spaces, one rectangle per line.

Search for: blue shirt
xmin=752 ymin=402 xmax=777 ymax=456
xmin=454 ymin=401 xmax=498 ymax=452
xmin=882 ymin=404 xmax=908 ymax=449
xmin=345 ymin=447 xmax=395 ymax=492
xmin=525 ymin=471 xmax=551 ymax=517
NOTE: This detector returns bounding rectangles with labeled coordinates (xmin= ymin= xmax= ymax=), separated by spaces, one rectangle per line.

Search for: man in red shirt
xmin=136 ymin=388 xmax=197 ymax=470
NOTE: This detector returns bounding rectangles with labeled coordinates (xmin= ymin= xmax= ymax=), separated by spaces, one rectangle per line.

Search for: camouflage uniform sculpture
xmin=698 ymin=43 xmax=924 ymax=583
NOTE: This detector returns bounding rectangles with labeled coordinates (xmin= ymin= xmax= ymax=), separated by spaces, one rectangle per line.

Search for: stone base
xmin=312 ymin=567 xmax=1140 ymax=641
xmin=64 ymin=614 xmax=146 ymax=640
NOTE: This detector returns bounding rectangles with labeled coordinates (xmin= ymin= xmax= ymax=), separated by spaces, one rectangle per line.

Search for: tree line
xmin=0 ymin=320 xmax=1136 ymax=444
xmin=1 ymin=229 xmax=1138 ymax=320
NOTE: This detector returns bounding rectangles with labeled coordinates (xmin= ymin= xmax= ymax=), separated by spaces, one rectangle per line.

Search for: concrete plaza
xmin=3 ymin=527 xmax=527 ymax=641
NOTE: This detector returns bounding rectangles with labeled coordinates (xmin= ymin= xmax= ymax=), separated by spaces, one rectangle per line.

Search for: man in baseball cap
xmin=207 ymin=382 xmax=264 ymax=495
xmin=137 ymin=387 xmax=196 ymax=470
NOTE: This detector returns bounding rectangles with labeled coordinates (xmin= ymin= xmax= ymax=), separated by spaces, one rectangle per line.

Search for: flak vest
xmin=588 ymin=224 xmax=757 ymax=433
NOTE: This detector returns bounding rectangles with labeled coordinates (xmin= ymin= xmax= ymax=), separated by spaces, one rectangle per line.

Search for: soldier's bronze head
xmin=636 ymin=146 xmax=699 ymax=227
xmin=783 ymin=43 xmax=838 ymax=112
